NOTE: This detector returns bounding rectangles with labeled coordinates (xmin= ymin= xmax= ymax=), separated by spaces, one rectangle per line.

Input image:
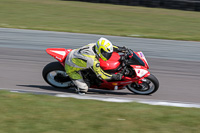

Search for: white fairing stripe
xmin=51 ymin=50 xmax=66 ymax=56
xmin=135 ymin=68 xmax=148 ymax=78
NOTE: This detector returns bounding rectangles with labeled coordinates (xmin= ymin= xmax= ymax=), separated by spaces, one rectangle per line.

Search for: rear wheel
xmin=42 ymin=62 xmax=72 ymax=88
xmin=127 ymin=74 xmax=159 ymax=95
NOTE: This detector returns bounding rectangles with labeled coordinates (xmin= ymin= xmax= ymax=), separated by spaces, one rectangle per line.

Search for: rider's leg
xmin=65 ymin=64 xmax=88 ymax=94
xmin=69 ymin=71 xmax=88 ymax=94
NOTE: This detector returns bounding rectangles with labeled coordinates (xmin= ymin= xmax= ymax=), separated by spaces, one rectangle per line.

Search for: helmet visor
xmin=101 ymin=49 xmax=112 ymax=60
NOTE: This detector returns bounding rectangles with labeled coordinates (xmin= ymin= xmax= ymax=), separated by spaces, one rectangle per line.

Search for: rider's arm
xmin=113 ymin=45 xmax=127 ymax=52
xmin=92 ymin=58 xmax=122 ymax=80
xmin=92 ymin=58 xmax=112 ymax=80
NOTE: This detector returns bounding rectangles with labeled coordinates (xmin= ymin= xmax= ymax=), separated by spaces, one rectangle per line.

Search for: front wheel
xmin=42 ymin=62 xmax=72 ymax=88
xmin=127 ymin=74 xmax=159 ymax=95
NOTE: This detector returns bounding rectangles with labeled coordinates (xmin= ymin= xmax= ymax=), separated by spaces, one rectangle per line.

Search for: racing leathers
xmin=65 ymin=43 xmax=123 ymax=93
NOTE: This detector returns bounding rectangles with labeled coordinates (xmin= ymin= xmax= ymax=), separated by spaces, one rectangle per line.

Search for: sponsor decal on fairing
xmin=135 ymin=68 xmax=148 ymax=78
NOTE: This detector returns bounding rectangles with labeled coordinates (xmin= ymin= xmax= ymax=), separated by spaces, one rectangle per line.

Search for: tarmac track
xmin=0 ymin=28 xmax=200 ymax=104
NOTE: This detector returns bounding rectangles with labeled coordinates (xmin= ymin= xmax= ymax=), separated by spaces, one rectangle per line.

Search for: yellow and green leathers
xmin=65 ymin=43 xmax=113 ymax=84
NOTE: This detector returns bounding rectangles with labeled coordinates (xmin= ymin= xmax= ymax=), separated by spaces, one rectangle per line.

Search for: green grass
xmin=0 ymin=0 xmax=200 ymax=41
xmin=0 ymin=90 xmax=200 ymax=133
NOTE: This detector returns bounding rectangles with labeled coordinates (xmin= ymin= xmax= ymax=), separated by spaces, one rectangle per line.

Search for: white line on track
xmin=1 ymin=88 xmax=200 ymax=108
xmin=55 ymin=94 xmax=200 ymax=108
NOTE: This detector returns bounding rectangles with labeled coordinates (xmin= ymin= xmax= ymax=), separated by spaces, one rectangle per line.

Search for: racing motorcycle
xmin=42 ymin=47 xmax=159 ymax=95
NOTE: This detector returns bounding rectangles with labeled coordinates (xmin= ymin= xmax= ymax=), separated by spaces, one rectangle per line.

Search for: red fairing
xmin=46 ymin=48 xmax=72 ymax=63
xmin=99 ymin=52 xmax=121 ymax=70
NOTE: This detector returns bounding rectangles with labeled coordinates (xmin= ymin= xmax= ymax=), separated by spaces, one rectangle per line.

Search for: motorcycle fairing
xmin=93 ymin=80 xmax=130 ymax=90
xmin=99 ymin=52 xmax=121 ymax=70
xmin=134 ymin=68 xmax=149 ymax=78
xmin=130 ymin=65 xmax=150 ymax=78
xmin=46 ymin=48 xmax=72 ymax=63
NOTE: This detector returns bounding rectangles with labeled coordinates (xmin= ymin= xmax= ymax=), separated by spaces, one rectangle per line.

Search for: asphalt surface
xmin=0 ymin=28 xmax=200 ymax=104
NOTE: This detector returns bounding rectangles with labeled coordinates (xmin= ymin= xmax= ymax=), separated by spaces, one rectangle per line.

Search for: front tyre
xmin=42 ymin=62 xmax=72 ymax=88
xmin=127 ymin=74 xmax=159 ymax=95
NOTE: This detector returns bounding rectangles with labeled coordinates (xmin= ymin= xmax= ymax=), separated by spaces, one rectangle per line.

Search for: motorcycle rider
xmin=65 ymin=37 xmax=126 ymax=95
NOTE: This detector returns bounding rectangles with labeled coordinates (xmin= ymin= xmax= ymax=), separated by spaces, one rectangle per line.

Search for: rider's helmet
xmin=95 ymin=37 xmax=114 ymax=61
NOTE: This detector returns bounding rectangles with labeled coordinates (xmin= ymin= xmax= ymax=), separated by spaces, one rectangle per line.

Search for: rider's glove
xmin=112 ymin=73 xmax=123 ymax=80
xmin=118 ymin=46 xmax=127 ymax=52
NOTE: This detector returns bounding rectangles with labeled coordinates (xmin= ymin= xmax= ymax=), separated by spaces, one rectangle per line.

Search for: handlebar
xmin=118 ymin=48 xmax=130 ymax=75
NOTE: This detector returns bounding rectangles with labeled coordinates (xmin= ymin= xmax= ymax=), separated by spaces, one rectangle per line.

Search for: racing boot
xmin=74 ymin=87 xmax=86 ymax=95
xmin=73 ymin=79 xmax=88 ymax=95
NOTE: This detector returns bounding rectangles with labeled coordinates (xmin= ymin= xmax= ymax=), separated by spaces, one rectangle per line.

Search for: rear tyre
xmin=42 ymin=62 xmax=72 ymax=88
xmin=127 ymin=74 xmax=159 ymax=95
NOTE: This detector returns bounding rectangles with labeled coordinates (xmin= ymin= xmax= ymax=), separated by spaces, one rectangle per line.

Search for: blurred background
xmin=70 ymin=0 xmax=200 ymax=11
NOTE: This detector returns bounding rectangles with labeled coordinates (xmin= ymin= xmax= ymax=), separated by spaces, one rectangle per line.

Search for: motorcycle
xmin=42 ymin=47 xmax=159 ymax=95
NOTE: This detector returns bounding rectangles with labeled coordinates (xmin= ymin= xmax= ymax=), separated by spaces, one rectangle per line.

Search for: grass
xmin=0 ymin=90 xmax=200 ymax=133
xmin=0 ymin=0 xmax=200 ymax=41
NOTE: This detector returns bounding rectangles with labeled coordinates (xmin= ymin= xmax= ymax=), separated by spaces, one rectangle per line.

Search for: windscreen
xmin=127 ymin=52 xmax=145 ymax=66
